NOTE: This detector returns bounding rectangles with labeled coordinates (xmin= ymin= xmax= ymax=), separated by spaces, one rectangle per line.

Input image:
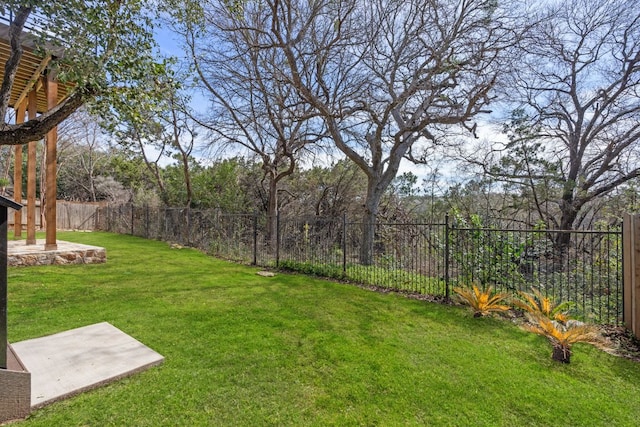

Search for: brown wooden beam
xmin=26 ymin=89 xmax=37 ymax=246
xmin=12 ymin=54 xmax=52 ymax=112
xmin=44 ymin=75 xmax=57 ymax=250
xmin=13 ymin=100 xmax=26 ymax=237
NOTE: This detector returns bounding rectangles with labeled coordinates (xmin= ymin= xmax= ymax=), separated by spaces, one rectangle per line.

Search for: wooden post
xmin=45 ymin=75 xmax=57 ymax=250
xmin=26 ymin=90 xmax=37 ymax=246
xmin=13 ymin=101 xmax=26 ymax=238
xmin=622 ymin=214 xmax=640 ymax=339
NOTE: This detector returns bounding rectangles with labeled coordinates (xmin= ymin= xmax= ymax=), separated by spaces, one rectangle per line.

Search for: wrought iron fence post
xmin=163 ymin=207 xmax=168 ymax=240
xmin=445 ymin=213 xmax=450 ymax=301
xmin=186 ymin=207 xmax=191 ymax=247
xmin=342 ymin=212 xmax=347 ymax=274
xmin=130 ymin=203 xmax=134 ymax=235
xmin=253 ymin=212 xmax=258 ymax=266
xmin=276 ymin=212 xmax=281 ymax=268
xmin=119 ymin=204 xmax=124 ymax=233
xmin=145 ymin=204 xmax=149 ymax=239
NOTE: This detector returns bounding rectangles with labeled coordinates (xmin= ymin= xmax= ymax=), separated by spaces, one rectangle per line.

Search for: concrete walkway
xmin=11 ymin=322 xmax=164 ymax=408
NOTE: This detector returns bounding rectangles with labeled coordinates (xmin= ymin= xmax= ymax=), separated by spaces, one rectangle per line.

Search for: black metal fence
xmin=97 ymin=204 xmax=623 ymax=325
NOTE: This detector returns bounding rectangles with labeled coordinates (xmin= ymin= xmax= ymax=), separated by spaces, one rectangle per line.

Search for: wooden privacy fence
xmin=56 ymin=201 xmax=105 ymax=230
xmin=7 ymin=200 xmax=104 ymax=231
xmin=623 ymin=214 xmax=640 ymax=339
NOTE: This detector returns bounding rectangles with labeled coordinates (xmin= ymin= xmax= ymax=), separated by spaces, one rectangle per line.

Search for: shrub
xmin=453 ymin=284 xmax=511 ymax=318
xmin=516 ymin=288 xmax=607 ymax=363
xmin=523 ymin=314 xmax=606 ymax=363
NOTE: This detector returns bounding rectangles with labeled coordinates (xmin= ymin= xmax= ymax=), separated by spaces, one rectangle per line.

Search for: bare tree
xmin=474 ymin=0 xmax=640 ymax=246
xmin=164 ymin=90 xmax=198 ymax=209
xmin=115 ymin=81 xmax=199 ymax=208
xmin=235 ymin=0 xmax=520 ymax=263
xmin=284 ymin=159 xmax=367 ymax=217
xmin=56 ymin=109 xmax=110 ymax=202
xmin=176 ymin=2 xmax=327 ymax=245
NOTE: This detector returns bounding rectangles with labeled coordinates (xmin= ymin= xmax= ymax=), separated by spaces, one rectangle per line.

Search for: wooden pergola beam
xmin=12 ymin=54 xmax=51 ymax=111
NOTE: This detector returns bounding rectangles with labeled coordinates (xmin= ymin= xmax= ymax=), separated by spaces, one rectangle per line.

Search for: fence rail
xmin=97 ymin=204 xmax=623 ymax=325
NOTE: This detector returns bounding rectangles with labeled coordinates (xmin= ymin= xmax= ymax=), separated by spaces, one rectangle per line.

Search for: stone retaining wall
xmin=8 ymin=248 xmax=106 ymax=267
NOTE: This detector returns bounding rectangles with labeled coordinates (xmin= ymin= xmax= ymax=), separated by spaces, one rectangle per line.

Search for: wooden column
xmin=622 ymin=214 xmax=640 ymax=339
xmin=26 ymin=90 xmax=37 ymax=246
xmin=13 ymin=101 xmax=26 ymax=237
xmin=45 ymin=76 xmax=57 ymax=250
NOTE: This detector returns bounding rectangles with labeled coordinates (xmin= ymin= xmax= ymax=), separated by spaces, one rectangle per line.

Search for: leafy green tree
xmin=0 ymin=1 xmax=169 ymax=146
xmin=159 ymin=157 xmax=257 ymax=211
xmin=105 ymin=148 xmax=156 ymax=200
xmin=443 ymin=179 xmax=512 ymax=224
xmin=203 ymin=158 xmax=255 ymax=212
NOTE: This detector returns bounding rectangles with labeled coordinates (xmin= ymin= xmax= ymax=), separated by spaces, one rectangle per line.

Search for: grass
xmin=6 ymin=231 xmax=640 ymax=426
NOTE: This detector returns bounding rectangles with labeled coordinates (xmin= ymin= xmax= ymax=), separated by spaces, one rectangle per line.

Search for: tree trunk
xmin=359 ymin=180 xmax=385 ymax=265
xmin=555 ymin=202 xmax=581 ymax=254
xmin=552 ymin=345 xmax=571 ymax=363
xmin=180 ymin=152 xmax=192 ymax=209
xmin=554 ymin=191 xmax=589 ymax=272
xmin=360 ymin=209 xmax=376 ymax=266
xmin=266 ymin=175 xmax=278 ymax=250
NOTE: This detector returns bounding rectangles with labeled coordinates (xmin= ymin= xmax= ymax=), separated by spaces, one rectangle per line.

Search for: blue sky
xmin=154 ymin=24 xmax=185 ymax=60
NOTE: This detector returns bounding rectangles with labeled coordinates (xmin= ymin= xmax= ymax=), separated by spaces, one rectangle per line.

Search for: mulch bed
xmin=599 ymin=325 xmax=640 ymax=363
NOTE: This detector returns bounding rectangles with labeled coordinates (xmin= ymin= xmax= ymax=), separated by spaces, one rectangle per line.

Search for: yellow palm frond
xmin=524 ymin=313 xmax=605 ymax=349
xmin=515 ymin=288 xmax=572 ymax=323
xmin=514 ymin=291 xmax=540 ymax=312
xmin=540 ymin=296 xmax=552 ymax=315
xmin=453 ymin=284 xmax=511 ymax=317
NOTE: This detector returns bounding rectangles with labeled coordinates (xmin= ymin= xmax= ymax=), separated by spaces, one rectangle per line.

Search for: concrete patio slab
xmin=11 ymin=322 xmax=164 ymax=408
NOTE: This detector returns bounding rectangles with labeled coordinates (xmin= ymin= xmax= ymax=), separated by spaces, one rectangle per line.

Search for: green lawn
xmin=7 ymin=232 xmax=640 ymax=426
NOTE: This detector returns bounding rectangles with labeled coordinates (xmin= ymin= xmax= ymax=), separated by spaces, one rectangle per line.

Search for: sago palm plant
xmin=453 ymin=284 xmax=511 ymax=318
xmin=523 ymin=313 xmax=605 ymax=364
xmin=514 ymin=288 xmax=573 ymax=323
